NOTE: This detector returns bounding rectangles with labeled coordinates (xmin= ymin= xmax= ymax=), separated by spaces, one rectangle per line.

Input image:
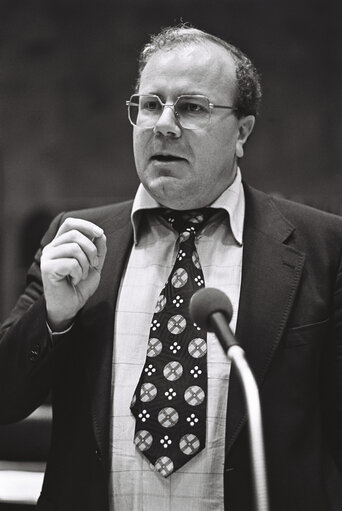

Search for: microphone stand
xmin=189 ymin=288 xmax=270 ymax=510
xmin=226 ymin=344 xmax=270 ymax=511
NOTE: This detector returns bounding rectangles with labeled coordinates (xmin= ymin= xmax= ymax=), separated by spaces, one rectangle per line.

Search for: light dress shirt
xmin=109 ymin=169 xmax=245 ymax=511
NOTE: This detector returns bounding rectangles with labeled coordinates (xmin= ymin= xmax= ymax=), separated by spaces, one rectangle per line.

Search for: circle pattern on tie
xmin=184 ymin=385 xmax=205 ymax=406
xmin=155 ymin=456 xmax=174 ymax=477
xmin=147 ymin=338 xmax=163 ymax=357
xmin=167 ymin=315 xmax=186 ymax=334
xmin=171 ymin=268 xmax=188 ymax=288
xmin=158 ymin=407 xmax=179 ymax=428
xmin=134 ymin=430 xmax=153 ymax=451
xmin=163 ymin=361 xmax=183 ymax=381
xmin=188 ymin=338 xmax=207 ymax=358
xmin=192 ymin=251 xmax=201 ymax=269
xmin=155 ymin=294 xmax=167 ymax=313
xmin=179 ymin=434 xmax=200 ymax=455
xmin=140 ymin=383 xmax=157 ymax=402
xmin=179 ymin=231 xmax=191 ymax=243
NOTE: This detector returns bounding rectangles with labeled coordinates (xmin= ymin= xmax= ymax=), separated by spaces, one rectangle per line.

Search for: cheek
xmin=133 ymin=130 xmax=142 ymax=156
xmin=195 ymin=132 xmax=232 ymax=168
xmin=133 ymin=131 xmax=149 ymax=170
xmin=194 ymin=135 xmax=237 ymax=188
xmin=212 ymin=131 xmax=237 ymax=165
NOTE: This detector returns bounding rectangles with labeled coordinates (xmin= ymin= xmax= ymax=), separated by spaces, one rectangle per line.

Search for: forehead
xmin=138 ymin=42 xmax=237 ymax=99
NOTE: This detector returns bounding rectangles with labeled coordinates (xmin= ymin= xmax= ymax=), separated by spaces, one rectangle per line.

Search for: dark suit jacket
xmin=1 ymin=184 xmax=342 ymax=510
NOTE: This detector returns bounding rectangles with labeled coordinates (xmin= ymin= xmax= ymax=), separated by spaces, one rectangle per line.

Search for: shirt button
xmin=95 ymin=448 xmax=102 ymax=461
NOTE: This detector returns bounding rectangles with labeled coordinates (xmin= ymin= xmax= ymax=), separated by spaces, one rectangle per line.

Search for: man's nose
xmin=153 ymin=105 xmax=182 ymax=137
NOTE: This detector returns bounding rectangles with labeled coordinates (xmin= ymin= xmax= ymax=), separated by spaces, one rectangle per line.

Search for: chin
xmin=145 ymin=173 xmax=202 ymax=209
xmin=146 ymin=176 xmax=178 ymax=198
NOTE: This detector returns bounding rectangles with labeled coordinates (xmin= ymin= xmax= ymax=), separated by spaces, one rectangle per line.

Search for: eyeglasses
xmin=126 ymin=94 xmax=237 ymax=130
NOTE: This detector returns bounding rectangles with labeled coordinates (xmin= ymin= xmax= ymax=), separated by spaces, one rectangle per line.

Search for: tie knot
xmin=162 ymin=209 xmax=213 ymax=234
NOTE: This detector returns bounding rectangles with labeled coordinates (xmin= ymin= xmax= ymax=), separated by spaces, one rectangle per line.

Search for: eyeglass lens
xmin=128 ymin=95 xmax=211 ymax=130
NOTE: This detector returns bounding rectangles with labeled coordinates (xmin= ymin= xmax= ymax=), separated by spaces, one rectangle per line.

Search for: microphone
xmin=189 ymin=287 xmax=239 ymax=353
xmin=189 ymin=287 xmax=269 ymax=511
xmin=191 ymin=287 xmax=270 ymax=511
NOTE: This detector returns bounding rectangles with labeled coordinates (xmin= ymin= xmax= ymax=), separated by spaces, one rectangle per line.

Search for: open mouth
xmin=152 ymin=154 xmax=185 ymax=162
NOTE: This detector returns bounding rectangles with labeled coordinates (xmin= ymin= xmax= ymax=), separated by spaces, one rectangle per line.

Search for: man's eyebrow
xmin=143 ymin=91 xmax=207 ymax=98
xmin=139 ymin=91 xmax=162 ymax=97
xmin=182 ymin=91 xmax=206 ymax=95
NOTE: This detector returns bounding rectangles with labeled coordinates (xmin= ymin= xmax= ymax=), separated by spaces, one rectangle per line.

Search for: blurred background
xmin=0 ymin=0 xmax=341 ymax=319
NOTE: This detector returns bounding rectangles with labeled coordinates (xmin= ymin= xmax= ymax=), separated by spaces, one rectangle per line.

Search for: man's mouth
xmin=151 ymin=154 xmax=186 ymax=162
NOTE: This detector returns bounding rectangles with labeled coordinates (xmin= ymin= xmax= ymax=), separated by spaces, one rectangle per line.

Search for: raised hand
xmin=41 ymin=217 xmax=107 ymax=331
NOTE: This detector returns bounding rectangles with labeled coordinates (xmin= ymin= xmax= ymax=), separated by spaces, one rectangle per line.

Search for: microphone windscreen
xmin=189 ymin=287 xmax=233 ymax=330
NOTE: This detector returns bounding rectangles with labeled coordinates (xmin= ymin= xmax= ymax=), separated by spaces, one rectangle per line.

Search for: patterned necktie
xmin=131 ymin=209 xmax=213 ymax=477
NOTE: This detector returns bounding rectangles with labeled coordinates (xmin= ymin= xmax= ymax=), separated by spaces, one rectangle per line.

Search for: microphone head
xmin=189 ymin=287 xmax=233 ymax=331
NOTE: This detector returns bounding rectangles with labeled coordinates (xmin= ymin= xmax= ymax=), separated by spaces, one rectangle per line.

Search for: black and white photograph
xmin=0 ymin=1 xmax=341 ymax=510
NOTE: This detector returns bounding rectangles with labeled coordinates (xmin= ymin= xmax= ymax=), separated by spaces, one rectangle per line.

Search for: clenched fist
xmin=41 ymin=217 xmax=107 ymax=331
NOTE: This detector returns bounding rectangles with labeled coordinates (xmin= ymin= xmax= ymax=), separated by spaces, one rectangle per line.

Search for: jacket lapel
xmin=80 ymin=202 xmax=133 ymax=469
xmin=225 ymin=185 xmax=306 ymax=454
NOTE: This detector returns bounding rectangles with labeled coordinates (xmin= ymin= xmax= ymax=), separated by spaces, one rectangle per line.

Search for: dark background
xmin=0 ymin=0 xmax=341 ymax=319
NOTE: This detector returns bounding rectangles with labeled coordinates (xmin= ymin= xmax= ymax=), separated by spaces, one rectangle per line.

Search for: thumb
xmin=94 ymin=233 xmax=107 ymax=271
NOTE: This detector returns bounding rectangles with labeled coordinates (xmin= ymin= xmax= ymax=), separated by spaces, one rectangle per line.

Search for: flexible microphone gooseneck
xmin=189 ymin=288 xmax=270 ymax=511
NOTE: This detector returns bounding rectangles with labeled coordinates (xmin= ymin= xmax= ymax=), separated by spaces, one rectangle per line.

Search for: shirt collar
xmin=131 ymin=167 xmax=245 ymax=245
xmin=209 ymin=167 xmax=244 ymax=245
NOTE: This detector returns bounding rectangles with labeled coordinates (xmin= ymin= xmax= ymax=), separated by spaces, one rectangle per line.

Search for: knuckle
xmin=67 ymin=230 xmax=80 ymax=242
xmin=71 ymin=258 xmax=80 ymax=269
xmin=89 ymin=244 xmax=98 ymax=258
xmin=82 ymin=268 xmax=90 ymax=280
xmin=63 ymin=217 xmax=76 ymax=228
xmin=40 ymin=251 xmax=52 ymax=267
xmin=70 ymin=241 xmax=82 ymax=255
xmin=42 ymin=243 xmax=52 ymax=255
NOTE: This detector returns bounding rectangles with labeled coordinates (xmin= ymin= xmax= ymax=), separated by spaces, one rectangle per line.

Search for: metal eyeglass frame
xmin=126 ymin=94 xmax=237 ymax=130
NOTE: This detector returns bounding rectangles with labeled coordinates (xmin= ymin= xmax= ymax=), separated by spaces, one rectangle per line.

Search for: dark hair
xmin=135 ymin=24 xmax=262 ymax=118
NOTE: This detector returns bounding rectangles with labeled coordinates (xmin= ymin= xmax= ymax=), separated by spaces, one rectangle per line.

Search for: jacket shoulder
xmin=245 ymin=184 xmax=342 ymax=232
xmin=243 ymin=184 xmax=342 ymax=265
xmin=270 ymin=193 xmax=342 ymax=235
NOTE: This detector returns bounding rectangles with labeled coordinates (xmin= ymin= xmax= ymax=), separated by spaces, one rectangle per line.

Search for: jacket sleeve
xmin=331 ymin=254 xmax=342 ymax=471
xmin=0 ymin=212 xmax=66 ymax=424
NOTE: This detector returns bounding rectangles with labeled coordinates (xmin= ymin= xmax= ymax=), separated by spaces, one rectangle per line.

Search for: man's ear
xmin=236 ymin=115 xmax=255 ymax=158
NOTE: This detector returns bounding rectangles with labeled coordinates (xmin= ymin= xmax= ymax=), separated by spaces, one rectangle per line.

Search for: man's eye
xmin=179 ymin=102 xmax=204 ymax=114
xmin=141 ymin=101 xmax=160 ymax=111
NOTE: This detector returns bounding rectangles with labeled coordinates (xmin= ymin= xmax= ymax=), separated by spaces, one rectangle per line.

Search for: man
xmin=1 ymin=24 xmax=342 ymax=511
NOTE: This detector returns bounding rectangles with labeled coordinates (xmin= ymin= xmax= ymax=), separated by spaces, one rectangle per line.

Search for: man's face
xmin=133 ymin=42 xmax=254 ymax=209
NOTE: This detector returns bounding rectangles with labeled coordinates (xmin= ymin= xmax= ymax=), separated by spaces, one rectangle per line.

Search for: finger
xmin=42 ymin=243 xmax=91 ymax=279
xmin=56 ymin=217 xmax=104 ymax=241
xmin=47 ymin=231 xmax=99 ymax=267
xmin=93 ymin=233 xmax=107 ymax=271
xmin=42 ymin=257 xmax=83 ymax=287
